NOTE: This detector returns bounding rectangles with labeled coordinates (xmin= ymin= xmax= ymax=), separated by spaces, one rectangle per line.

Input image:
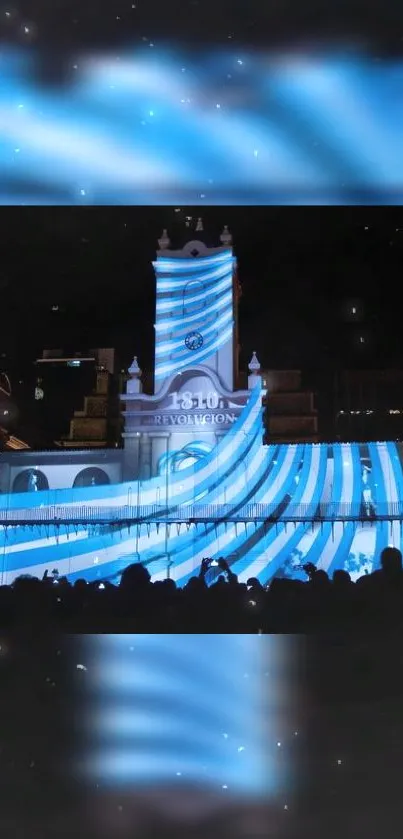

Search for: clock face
xmin=185 ymin=331 xmax=203 ymax=351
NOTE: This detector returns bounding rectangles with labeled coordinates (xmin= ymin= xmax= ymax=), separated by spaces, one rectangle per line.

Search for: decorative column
xmin=139 ymin=433 xmax=152 ymax=480
xmin=126 ymin=356 xmax=143 ymax=395
xmin=122 ymin=357 xmax=143 ymax=480
xmin=158 ymin=229 xmax=171 ymax=250
xmin=220 ymin=224 xmax=232 ymax=246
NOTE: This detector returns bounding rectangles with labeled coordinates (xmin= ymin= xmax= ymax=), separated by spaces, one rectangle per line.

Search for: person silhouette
xmin=28 ymin=471 xmax=39 ymax=492
xmin=361 ymin=466 xmax=376 ymax=517
xmin=380 ymin=546 xmax=402 ymax=582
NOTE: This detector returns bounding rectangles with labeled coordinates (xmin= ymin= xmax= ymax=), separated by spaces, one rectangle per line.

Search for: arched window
xmin=73 ymin=467 xmax=110 ymax=488
xmin=12 ymin=469 xmax=49 ymax=493
xmin=183 ymin=280 xmax=205 ymax=316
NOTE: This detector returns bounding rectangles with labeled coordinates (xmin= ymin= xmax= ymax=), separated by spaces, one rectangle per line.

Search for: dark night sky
xmin=1 ymin=206 xmax=403 ymax=378
xmin=2 ymin=1 xmax=403 ymax=59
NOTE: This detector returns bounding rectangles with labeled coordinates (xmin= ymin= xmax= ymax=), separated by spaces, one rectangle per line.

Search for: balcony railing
xmin=0 ymin=502 xmax=402 ymax=526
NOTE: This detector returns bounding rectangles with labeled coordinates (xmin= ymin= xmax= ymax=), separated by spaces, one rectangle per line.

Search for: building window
xmin=73 ymin=467 xmax=110 ymax=488
xmin=12 ymin=469 xmax=49 ymax=493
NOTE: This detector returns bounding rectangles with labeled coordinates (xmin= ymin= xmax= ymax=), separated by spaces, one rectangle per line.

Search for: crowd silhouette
xmin=0 ymin=547 xmax=402 ymax=631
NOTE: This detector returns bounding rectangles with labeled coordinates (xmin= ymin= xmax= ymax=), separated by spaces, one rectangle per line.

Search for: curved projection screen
xmin=1 ymin=386 xmax=403 ymax=587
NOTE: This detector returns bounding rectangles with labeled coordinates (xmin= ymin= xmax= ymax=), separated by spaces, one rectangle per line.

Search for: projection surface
xmin=1 ymin=229 xmax=402 ymax=585
xmin=1 ymin=410 xmax=403 ymax=586
xmin=2 ymin=49 xmax=403 ymax=204
xmin=77 ymin=633 xmax=292 ymax=838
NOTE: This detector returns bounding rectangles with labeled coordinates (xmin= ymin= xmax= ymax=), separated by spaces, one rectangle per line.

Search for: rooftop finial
xmin=127 ymin=356 xmax=142 ymax=394
xmin=248 ymin=351 xmax=261 ymax=373
xmin=158 ymin=228 xmax=170 ymax=249
xmin=220 ymin=224 xmax=232 ymax=246
xmin=128 ymin=356 xmax=141 ymax=377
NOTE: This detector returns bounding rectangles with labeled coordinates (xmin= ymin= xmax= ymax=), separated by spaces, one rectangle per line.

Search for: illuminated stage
xmin=1 ymin=226 xmax=403 ymax=585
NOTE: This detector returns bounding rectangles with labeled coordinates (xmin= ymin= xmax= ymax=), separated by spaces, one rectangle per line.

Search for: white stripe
xmin=3 ymin=528 xmax=88 ymax=556
xmin=156 ymin=261 xmax=232 ymax=291
xmin=244 ymin=445 xmax=322 ymax=579
xmin=317 ymin=444 xmax=355 ymax=572
xmin=155 ymin=253 xmax=231 ymax=272
xmin=155 ymin=290 xmax=232 ymax=333
xmin=156 ymin=272 xmax=232 ymax=312
xmin=378 ymin=443 xmax=400 ymax=548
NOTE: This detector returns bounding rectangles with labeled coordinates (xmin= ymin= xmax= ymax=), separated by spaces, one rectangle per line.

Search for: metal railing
xmin=0 ymin=502 xmax=403 ymax=526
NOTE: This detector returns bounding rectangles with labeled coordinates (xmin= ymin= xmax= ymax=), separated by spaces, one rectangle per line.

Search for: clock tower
xmin=122 ymin=220 xmax=249 ymax=480
xmin=153 ymin=220 xmax=239 ymax=394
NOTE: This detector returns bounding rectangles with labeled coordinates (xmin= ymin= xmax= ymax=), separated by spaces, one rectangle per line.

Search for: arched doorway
xmin=73 ymin=467 xmax=110 ymax=488
xmin=12 ymin=469 xmax=49 ymax=493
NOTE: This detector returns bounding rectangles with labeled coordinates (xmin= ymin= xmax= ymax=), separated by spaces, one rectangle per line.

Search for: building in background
xmin=0 ymin=369 xmax=30 ymax=450
xmin=333 ymin=369 xmax=403 ymax=441
xmin=260 ymin=369 xmax=318 ymax=443
xmin=30 ymin=348 xmax=122 ymax=449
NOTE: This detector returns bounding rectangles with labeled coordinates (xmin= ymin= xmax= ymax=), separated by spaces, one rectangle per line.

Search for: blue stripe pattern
xmin=1 ymin=384 xmax=403 ymax=584
xmin=154 ymin=249 xmax=234 ymax=381
xmin=81 ymin=634 xmax=279 ymax=796
xmin=2 ymin=50 xmax=403 ymax=204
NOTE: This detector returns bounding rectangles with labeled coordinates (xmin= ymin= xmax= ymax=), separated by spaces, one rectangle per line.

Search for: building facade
xmin=121 ymin=227 xmax=250 ymax=481
xmin=262 ymin=369 xmax=318 ymax=443
xmin=333 ymin=369 xmax=403 ymax=441
xmin=33 ymin=347 xmax=121 ymax=448
xmin=1 ymin=226 xmax=403 ymax=586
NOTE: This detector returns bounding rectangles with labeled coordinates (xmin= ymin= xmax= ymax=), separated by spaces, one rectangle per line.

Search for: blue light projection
xmin=2 ymin=48 xmax=403 ymax=204
xmin=157 ymin=441 xmax=213 ymax=474
xmin=1 ymin=384 xmax=403 ymax=587
xmin=80 ymin=634 xmax=283 ymax=798
xmin=154 ymin=249 xmax=235 ymax=381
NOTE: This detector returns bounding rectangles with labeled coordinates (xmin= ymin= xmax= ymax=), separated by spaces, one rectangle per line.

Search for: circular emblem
xmin=185 ymin=331 xmax=203 ymax=351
